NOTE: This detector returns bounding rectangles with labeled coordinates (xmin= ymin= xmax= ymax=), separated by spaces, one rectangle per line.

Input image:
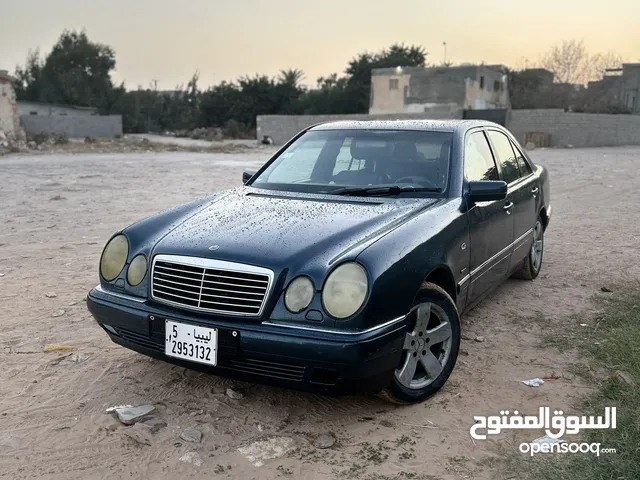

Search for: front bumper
xmin=87 ymin=286 xmax=407 ymax=395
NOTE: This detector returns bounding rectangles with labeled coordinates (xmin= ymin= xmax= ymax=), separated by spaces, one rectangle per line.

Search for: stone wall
xmin=256 ymin=111 xmax=461 ymax=145
xmin=258 ymin=109 xmax=640 ymax=148
xmin=20 ymin=114 xmax=123 ymax=139
xmin=508 ymin=109 xmax=640 ymax=147
xmin=0 ymin=80 xmax=24 ymax=141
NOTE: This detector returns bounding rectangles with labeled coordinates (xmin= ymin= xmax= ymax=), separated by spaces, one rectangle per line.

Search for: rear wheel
xmin=512 ymin=217 xmax=544 ymax=280
xmin=379 ymin=282 xmax=461 ymax=404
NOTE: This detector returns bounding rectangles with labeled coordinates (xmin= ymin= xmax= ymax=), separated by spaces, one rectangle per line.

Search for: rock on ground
xmin=109 ymin=405 xmax=156 ymax=425
xmin=313 ymin=433 xmax=336 ymax=449
xmin=180 ymin=427 xmax=202 ymax=443
xmin=238 ymin=437 xmax=295 ymax=467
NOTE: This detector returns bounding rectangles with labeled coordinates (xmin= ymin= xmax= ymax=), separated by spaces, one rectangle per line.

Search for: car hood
xmin=151 ymin=188 xmax=440 ymax=272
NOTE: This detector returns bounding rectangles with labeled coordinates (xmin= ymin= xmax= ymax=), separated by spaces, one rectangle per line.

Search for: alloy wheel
xmin=531 ymin=220 xmax=544 ymax=272
xmin=395 ymin=302 xmax=453 ymax=389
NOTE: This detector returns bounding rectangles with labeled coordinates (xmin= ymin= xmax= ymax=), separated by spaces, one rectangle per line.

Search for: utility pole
xmin=443 ymin=42 xmax=447 ymax=65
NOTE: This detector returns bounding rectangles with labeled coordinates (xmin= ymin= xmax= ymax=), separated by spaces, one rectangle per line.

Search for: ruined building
xmin=369 ymin=64 xmax=510 ymax=115
xmin=0 ymin=70 xmax=25 ymax=147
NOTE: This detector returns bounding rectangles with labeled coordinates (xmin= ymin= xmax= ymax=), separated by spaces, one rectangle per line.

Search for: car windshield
xmin=249 ymin=129 xmax=453 ymax=195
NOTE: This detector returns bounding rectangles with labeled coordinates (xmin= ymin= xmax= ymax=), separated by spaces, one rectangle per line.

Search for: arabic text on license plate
xmin=165 ymin=320 xmax=217 ymax=366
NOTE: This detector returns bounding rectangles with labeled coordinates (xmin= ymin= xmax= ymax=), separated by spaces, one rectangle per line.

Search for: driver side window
xmin=465 ymin=132 xmax=498 ymax=181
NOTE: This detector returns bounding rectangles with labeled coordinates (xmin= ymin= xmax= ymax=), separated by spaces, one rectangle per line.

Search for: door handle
xmin=531 ymin=187 xmax=539 ymax=197
xmin=503 ymin=201 xmax=514 ymax=214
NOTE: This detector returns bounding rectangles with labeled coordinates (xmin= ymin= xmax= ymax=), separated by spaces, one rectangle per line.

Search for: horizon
xmin=1 ymin=0 xmax=638 ymax=90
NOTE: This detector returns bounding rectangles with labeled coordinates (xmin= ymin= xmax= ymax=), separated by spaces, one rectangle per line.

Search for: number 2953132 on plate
xmin=165 ymin=320 xmax=218 ymax=366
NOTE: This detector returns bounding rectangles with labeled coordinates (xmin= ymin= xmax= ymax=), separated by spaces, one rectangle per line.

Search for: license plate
xmin=165 ymin=320 xmax=217 ymax=366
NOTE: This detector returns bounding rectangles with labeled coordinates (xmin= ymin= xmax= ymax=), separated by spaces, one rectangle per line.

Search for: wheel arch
xmin=421 ymin=265 xmax=457 ymax=304
xmin=539 ymin=207 xmax=549 ymax=230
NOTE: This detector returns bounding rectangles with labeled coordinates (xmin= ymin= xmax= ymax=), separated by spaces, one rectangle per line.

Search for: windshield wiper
xmin=320 ymin=185 xmax=442 ymax=196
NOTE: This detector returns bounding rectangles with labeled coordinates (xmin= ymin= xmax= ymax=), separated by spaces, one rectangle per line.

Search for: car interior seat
xmin=332 ymin=138 xmax=392 ymax=186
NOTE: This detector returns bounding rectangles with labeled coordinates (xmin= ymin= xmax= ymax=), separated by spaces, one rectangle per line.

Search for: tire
xmin=378 ymin=282 xmax=461 ymax=404
xmin=512 ymin=217 xmax=544 ymax=280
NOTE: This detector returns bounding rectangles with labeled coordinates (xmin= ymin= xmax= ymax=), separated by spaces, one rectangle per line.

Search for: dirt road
xmin=0 ymin=146 xmax=638 ymax=479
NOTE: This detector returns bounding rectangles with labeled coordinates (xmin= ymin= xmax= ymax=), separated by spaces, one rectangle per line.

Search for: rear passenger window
xmin=510 ymin=140 xmax=533 ymax=176
xmin=465 ymin=132 xmax=498 ymax=181
xmin=487 ymin=131 xmax=520 ymax=184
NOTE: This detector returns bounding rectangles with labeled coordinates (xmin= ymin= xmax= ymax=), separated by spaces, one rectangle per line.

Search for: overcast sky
xmin=1 ymin=0 xmax=638 ymax=90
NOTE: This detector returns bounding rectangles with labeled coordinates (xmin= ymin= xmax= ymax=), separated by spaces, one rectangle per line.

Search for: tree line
xmin=13 ymin=31 xmax=626 ymax=136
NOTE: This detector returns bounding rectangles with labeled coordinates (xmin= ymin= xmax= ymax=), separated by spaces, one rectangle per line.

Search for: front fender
xmin=356 ymin=198 xmax=469 ymax=322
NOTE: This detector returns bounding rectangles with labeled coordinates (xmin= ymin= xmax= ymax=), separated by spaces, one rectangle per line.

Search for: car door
xmin=486 ymin=130 xmax=538 ymax=268
xmin=464 ymin=130 xmax=515 ymax=304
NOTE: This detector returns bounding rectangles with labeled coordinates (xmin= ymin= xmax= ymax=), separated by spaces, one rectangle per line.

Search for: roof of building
xmin=371 ymin=64 xmax=508 ymax=76
xmin=0 ymin=69 xmax=17 ymax=84
xmin=18 ymin=100 xmax=98 ymax=112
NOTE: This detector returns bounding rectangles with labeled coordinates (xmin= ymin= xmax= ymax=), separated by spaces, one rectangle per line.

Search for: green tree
xmin=278 ymin=68 xmax=305 ymax=88
xmin=15 ymin=30 xmax=117 ymax=111
xmin=345 ymin=43 xmax=428 ymax=112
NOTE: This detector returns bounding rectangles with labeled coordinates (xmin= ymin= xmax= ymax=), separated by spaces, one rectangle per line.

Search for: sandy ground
xmin=0 ymin=146 xmax=638 ymax=480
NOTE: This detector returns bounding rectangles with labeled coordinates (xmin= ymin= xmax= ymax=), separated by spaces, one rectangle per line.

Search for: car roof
xmin=308 ymin=119 xmax=498 ymax=135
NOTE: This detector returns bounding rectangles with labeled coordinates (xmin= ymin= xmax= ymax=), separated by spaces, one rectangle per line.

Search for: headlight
xmin=127 ymin=254 xmax=148 ymax=286
xmin=100 ymin=234 xmax=129 ymax=281
xmin=322 ymin=263 xmax=368 ymax=319
xmin=284 ymin=276 xmax=314 ymax=313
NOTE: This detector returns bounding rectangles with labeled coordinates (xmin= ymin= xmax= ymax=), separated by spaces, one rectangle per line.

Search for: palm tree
xmin=278 ymin=68 xmax=305 ymax=88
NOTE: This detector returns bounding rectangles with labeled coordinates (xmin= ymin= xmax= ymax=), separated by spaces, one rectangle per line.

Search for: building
xmin=0 ymin=70 xmax=24 ymax=142
xmin=369 ymin=64 xmax=510 ymax=115
xmin=18 ymin=101 xmax=98 ymax=117
xmin=619 ymin=63 xmax=640 ymax=113
xmin=588 ymin=63 xmax=640 ymax=114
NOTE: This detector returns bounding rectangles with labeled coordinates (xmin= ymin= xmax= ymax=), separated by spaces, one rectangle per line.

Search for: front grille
xmin=151 ymin=255 xmax=273 ymax=316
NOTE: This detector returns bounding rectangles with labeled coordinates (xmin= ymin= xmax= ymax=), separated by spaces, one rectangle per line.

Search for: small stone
xmin=257 ymin=424 xmax=265 ymax=432
xmin=49 ymin=195 xmax=66 ymax=201
xmin=460 ymin=350 xmax=469 ymax=356
xmin=180 ymin=427 xmax=202 ymax=443
xmin=110 ymin=405 xmax=156 ymax=425
xmin=71 ymin=354 xmax=89 ymax=363
xmin=0 ymin=273 xmax=4 ymax=277
xmin=616 ymin=371 xmax=634 ymax=386
xmin=45 ymin=292 xmax=57 ymax=298
xmin=313 ymin=433 xmax=336 ymax=449
xmin=52 ymin=309 xmax=66 ymax=318
xmin=474 ymin=336 xmax=485 ymax=343
xmin=226 ymin=386 xmax=245 ymax=399
xmin=461 ymin=333 xmax=473 ymax=341
xmin=140 ymin=417 xmax=167 ymax=434
xmin=179 ymin=452 xmax=202 ymax=467
xmin=68 ymin=301 xmax=79 ymax=306
xmin=600 ymin=286 xmax=613 ymax=293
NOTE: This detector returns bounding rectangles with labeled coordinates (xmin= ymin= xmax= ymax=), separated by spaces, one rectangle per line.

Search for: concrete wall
xmin=0 ymin=79 xmax=23 ymax=140
xmin=19 ymin=101 xmax=97 ymax=117
xmin=257 ymin=111 xmax=461 ymax=145
xmin=508 ymin=109 xmax=640 ymax=147
xmin=20 ymin=114 xmax=123 ymax=139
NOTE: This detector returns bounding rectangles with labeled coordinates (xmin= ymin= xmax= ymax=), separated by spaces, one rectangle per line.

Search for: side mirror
xmin=242 ymin=170 xmax=256 ymax=184
xmin=468 ymin=180 xmax=508 ymax=203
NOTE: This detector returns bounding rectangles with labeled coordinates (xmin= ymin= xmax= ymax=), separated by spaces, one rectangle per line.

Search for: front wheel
xmin=378 ymin=282 xmax=461 ymax=404
xmin=512 ymin=217 xmax=544 ymax=280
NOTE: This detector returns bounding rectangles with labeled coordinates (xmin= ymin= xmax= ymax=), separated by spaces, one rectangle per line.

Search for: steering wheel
xmin=394 ymin=175 xmax=440 ymax=189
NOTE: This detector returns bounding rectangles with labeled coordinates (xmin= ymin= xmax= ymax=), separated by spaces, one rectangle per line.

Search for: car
xmin=87 ymin=119 xmax=551 ymax=404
